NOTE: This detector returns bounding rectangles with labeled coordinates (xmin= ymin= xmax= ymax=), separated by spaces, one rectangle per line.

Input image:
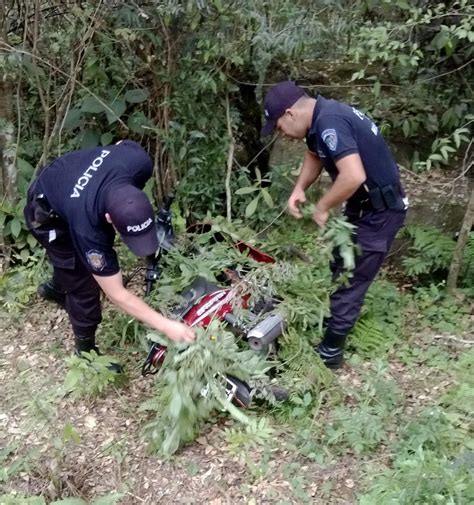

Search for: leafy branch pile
xmin=140 ymin=322 xmax=271 ymax=458
xmin=135 ymin=213 xmax=366 ymax=454
xmin=300 ymin=204 xmax=358 ymax=270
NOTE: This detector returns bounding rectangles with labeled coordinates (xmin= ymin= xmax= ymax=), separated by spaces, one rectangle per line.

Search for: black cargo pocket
xmin=32 ymin=226 xmax=76 ymax=270
xmin=356 ymin=234 xmax=388 ymax=253
xmin=367 ymin=211 xmax=388 ymax=233
xmin=353 ymin=212 xmax=389 ymax=253
xmin=47 ymin=246 xmax=76 ymax=270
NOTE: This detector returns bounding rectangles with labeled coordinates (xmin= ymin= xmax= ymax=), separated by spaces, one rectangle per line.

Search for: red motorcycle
xmin=140 ymin=194 xmax=288 ymax=407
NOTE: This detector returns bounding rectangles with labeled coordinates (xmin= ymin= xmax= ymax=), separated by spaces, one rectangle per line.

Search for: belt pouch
xmin=34 ymin=197 xmax=52 ymax=225
xmin=368 ymin=187 xmax=385 ymax=211
xmin=381 ymin=185 xmax=398 ymax=209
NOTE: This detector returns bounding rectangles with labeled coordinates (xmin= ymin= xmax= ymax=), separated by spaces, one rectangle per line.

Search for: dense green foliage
xmin=359 ymin=350 xmax=474 ymax=504
xmin=348 ymin=0 xmax=473 ymax=169
xmin=402 ymin=225 xmax=474 ymax=289
xmin=1 ymin=1 xmax=472 ymax=232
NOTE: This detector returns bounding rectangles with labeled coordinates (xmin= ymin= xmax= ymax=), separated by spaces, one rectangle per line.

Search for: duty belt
xmin=346 ymin=184 xmax=408 ymax=217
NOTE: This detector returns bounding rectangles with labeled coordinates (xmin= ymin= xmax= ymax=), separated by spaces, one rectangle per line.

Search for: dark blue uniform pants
xmin=327 ymin=209 xmax=406 ymax=336
xmin=24 ymin=182 xmax=102 ymax=338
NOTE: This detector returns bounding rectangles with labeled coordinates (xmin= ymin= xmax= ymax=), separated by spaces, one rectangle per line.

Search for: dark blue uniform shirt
xmin=36 ymin=140 xmax=153 ymax=276
xmin=306 ymin=96 xmax=402 ymax=207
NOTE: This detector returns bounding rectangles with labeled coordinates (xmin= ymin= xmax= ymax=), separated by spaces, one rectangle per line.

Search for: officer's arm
xmin=288 ymin=150 xmax=323 ymax=218
xmin=316 ymin=153 xmax=366 ymax=212
xmin=294 ymin=149 xmax=323 ymax=191
xmin=92 ymin=271 xmax=195 ymax=342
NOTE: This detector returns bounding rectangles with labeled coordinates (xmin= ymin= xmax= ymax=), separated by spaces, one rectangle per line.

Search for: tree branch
xmin=432 ymin=334 xmax=474 ymax=345
xmin=447 ymin=187 xmax=474 ymax=293
xmin=225 ymin=94 xmax=235 ymax=223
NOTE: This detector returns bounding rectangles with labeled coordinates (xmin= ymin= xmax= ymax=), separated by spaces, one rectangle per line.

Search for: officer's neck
xmin=303 ymin=97 xmax=317 ymax=131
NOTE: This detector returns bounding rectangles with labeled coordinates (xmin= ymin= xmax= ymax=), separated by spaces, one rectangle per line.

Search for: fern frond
xmin=402 ymin=225 xmax=456 ymax=277
xmin=278 ymin=327 xmax=334 ymax=395
xmin=349 ymin=316 xmax=392 ymax=357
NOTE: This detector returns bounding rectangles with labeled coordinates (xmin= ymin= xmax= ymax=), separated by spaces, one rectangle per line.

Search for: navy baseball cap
xmin=106 ymin=185 xmax=158 ymax=257
xmin=261 ymin=81 xmax=305 ymax=136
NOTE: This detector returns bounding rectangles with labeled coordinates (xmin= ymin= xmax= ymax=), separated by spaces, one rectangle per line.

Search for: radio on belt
xmin=247 ymin=313 xmax=287 ymax=351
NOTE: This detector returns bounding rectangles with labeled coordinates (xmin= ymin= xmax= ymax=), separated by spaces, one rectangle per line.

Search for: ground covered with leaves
xmin=1 ymin=212 xmax=473 ymax=505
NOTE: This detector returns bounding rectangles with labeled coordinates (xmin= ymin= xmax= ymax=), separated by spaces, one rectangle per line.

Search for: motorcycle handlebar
xmin=162 ymin=192 xmax=175 ymax=212
xmin=144 ymin=193 xmax=175 ymax=296
xmin=145 ymin=259 xmax=155 ymax=297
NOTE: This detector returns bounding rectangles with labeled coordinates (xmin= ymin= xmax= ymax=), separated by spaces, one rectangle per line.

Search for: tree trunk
xmin=151 ymin=17 xmax=179 ymax=206
xmin=0 ymin=1 xmax=18 ymax=268
xmin=0 ymin=0 xmax=16 ymax=201
xmin=0 ymin=82 xmax=16 ymax=201
xmin=447 ymin=188 xmax=474 ymax=294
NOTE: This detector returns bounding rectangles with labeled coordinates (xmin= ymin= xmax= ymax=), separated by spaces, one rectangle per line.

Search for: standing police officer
xmin=24 ymin=140 xmax=195 ymax=369
xmin=261 ymin=81 xmax=407 ymax=368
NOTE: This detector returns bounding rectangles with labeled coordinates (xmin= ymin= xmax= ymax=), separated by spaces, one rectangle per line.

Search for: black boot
xmin=74 ymin=334 xmax=99 ymax=355
xmin=38 ymin=280 xmax=66 ymax=307
xmin=74 ymin=334 xmax=123 ymax=374
xmin=314 ymin=328 xmax=347 ymax=369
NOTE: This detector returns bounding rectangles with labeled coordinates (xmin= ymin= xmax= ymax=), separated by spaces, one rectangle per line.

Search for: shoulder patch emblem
xmin=86 ymin=250 xmax=106 ymax=272
xmin=321 ymin=128 xmax=338 ymax=151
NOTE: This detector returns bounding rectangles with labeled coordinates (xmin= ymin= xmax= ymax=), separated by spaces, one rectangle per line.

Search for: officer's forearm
xmin=316 ymin=175 xmax=359 ymax=211
xmin=93 ymin=273 xmax=175 ymax=334
xmin=317 ymin=154 xmax=366 ymax=211
xmin=113 ymin=291 xmax=175 ymax=333
xmin=294 ymin=150 xmax=322 ymax=191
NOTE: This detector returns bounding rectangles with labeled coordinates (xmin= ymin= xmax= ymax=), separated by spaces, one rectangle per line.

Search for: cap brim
xmin=261 ymin=119 xmax=277 ymax=136
xmin=122 ymin=226 xmax=158 ymax=257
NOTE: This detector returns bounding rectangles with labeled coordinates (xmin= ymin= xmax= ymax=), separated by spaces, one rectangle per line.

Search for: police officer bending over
xmin=24 ymin=140 xmax=195 ymax=371
xmin=262 ymin=82 xmax=407 ymax=369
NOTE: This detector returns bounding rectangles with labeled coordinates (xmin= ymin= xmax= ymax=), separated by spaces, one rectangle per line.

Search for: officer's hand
xmin=312 ymin=203 xmax=329 ymax=229
xmin=288 ymin=187 xmax=306 ymax=219
xmin=163 ymin=320 xmax=196 ymax=343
